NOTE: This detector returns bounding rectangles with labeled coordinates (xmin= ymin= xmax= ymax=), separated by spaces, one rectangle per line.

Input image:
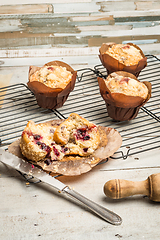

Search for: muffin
xmin=27 ymin=60 xmax=77 ymax=109
xmin=20 ymin=113 xmax=101 ymax=162
xmin=98 ymin=71 xmax=151 ymax=121
xmin=20 ymin=119 xmax=63 ymax=162
xmin=99 ymin=42 xmax=147 ymax=77
xmin=9 ymin=113 xmax=122 ymax=176
xmin=53 ymin=113 xmax=101 ymax=156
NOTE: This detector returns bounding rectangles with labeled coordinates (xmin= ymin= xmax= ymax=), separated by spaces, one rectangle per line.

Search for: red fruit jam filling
xmin=33 ymin=134 xmax=43 ymax=141
xmin=53 ymin=146 xmax=60 ymax=157
xmin=122 ymin=45 xmax=130 ymax=49
xmin=120 ymin=77 xmax=130 ymax=84
xmin=76 ymin=127 xmax=90 ymax=141
xmin=83 ymin=148 xmax=88 ymax=152
xmin=61 ymin=146 xmax=69 ymax=153
xmin=22 ymin=130 xmax=33 ymax=138
xmin=47 ymin=66 xmax=54 ymax=71
xmin=36 ymin=141 xmax=51 ymax=156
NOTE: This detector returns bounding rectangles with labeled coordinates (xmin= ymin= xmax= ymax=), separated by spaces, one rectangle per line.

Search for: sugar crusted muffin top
xmin=105 ymin=44 xmax=143 ymax=66
xmin=105 ymin=72 xmax=148 ymax=99
xmin=30 ymin=65 xmax=73 ymax=89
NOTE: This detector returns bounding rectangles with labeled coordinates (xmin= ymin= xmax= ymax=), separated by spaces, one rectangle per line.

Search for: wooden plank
xmin=0 ymin=32 xmax=51 ymax=39
xmin=53 ymin=2 xmax=99 ymax=13
xmin=71 ymin=15 xmax=114 ymax=23
xmin=0 ymin=33 xmax=160 ymax=51
xmin=109 ymin=10 xmax=160 ymax=18
xmin=0 ymin=47 xmax=99 ymax=59
xmin=0 ymin=9 xmax=160 ymax=20
xmin=101 ymin=24 xmax=160 ymax=37
xmin=0 ymin=36 xmax=89 ymax=48
xmin=0 ymin=19 xmax=23 ymax=32
xmin=136 ymin=1 xmax=160 ymax=11
xmin=78 ymin=24 xmax=132 ymax=32
xmin=98 ymin=1 xmax=136 ymax=12
xmin=114 ymin=15 xmax=160 ymax=23
xmin=26 ymin=26 xmax=80 ymax=34
xmin=1 ymin=0 xmax=92 ymax=3
xmin=0 ymin=4 xmax=53 ymax=14
xmin=115 ymin=21 xmax=160 ymax=28
xmin=88 ymin=35 xmax=160 ymax=47
xmin=20 ymin=17 xmax=72 ymax=27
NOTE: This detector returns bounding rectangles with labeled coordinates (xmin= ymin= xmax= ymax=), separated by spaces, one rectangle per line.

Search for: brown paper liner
xmin=27 ymin=61 xmax=77 ymax=109
xmin=8 ymin=121 xmax=122 ymax=176
xmin=98 ymin=71 xmax=152 ymax=121
xmin=99 ymin=42 xmax=147 ymax=77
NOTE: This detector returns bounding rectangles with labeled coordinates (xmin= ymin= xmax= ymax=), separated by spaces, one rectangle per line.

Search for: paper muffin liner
xmin=99 ymin=42 xmax=147 ymax=77
xmin=98 ymin=71 xmax=152 ymax=121
xmin=27 ymin=60 xmax=77 ymax=109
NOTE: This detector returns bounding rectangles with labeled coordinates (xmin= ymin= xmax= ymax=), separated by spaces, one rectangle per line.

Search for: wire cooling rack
xmin=0 ymin=55 xmax=160 ymax=160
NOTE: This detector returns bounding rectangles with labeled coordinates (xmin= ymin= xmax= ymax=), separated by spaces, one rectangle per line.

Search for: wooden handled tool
xmin=104 ymin=173 xmax=160 ymax=202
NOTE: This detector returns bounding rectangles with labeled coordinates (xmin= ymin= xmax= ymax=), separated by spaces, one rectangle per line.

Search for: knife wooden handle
xmin=104 ymin=173 xmax=160 ymax=202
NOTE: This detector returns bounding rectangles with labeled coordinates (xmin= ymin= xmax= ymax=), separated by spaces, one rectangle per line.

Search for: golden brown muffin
xmin=98 ymin=71 xmax=152 ymax=121
xmin=104 ymin=72 xmax=148 ymax=99
xmin=20 ymin=113 xmax=101 ymax=163
xmin=99 ymin=42 xmax=147 ymax=77
xmin=30 ymin=65 xmax=73 ymax=89
xmin=9 ymin=118 xmax=122 ymax=176
xmin=53 ymin=113 xmax=101 ymax=156
xmin=20 ymin=120 xmax=64 ymax=162
xmin=104 ymin=43 xmax=143 ymax=66
xmin=27 ymin=61 xmax=77 ymax=109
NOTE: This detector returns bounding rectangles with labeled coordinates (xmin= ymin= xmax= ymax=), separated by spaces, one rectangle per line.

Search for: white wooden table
xmin=1 ymin=1 xmax=160 ymax=239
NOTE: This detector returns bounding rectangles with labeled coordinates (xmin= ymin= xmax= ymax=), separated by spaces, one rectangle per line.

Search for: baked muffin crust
xmin=105 ymin=44 xmax=143 ymax=66
xmin=104 ymin=72 xmax=148 ymax=99
xmin=29 ymin=65 xmax=73 ymax=89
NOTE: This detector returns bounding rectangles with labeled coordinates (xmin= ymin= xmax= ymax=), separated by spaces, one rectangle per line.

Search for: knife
xmin=0 ymin=149 xmax=122 ymax=225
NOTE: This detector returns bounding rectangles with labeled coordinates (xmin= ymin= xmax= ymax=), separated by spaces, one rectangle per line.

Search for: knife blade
xmin=0 ymin=148 xmax=122 ymax=225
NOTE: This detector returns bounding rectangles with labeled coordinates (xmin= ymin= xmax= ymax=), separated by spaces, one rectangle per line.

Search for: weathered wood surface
xmin=1 ymin=158 xmax=160 ymax=240
xmin=0 ymin=0 xmax=160 ymax=57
